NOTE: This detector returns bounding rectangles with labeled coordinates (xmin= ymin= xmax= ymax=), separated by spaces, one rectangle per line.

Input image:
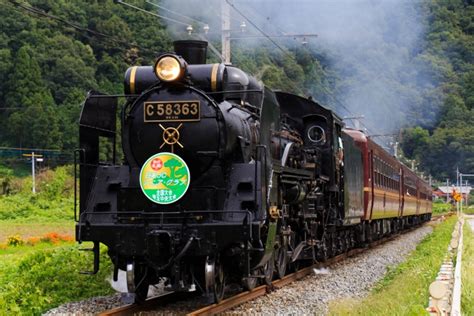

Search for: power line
xmin=116 ymin=0 xmax=189 ymax=27
xmin=225 ymin=0 xmax=287 ymax=55
xmin=145 ymin=1 xmax=208 ymax=26
xmin=116 ymin=1 xmax=224 ymax=61
xmin=232 ymin=2 xmax=287 ymax=39
xmin=208 ymin=4 xmax=243 ymax=24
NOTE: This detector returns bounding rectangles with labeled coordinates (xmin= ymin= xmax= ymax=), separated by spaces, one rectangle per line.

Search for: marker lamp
xmin=154 ymin=55 xmax=186 ymax=82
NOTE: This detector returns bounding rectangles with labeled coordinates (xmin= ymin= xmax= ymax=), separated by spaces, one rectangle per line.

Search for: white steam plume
xmin=157 ymin=0 xmax=439 ymax=138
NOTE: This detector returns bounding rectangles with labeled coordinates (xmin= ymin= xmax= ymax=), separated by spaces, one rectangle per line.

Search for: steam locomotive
xmin=76 ymin=40 xmax=432 ymax=303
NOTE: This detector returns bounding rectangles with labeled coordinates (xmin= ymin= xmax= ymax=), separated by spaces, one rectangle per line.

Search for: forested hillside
xmin=0 ymin=0 xmax=172 ymax=150
xmin=0 ymin=0 xmax=473 ymax=181
xmin=401 ymin=0 xmax=474 ymax=179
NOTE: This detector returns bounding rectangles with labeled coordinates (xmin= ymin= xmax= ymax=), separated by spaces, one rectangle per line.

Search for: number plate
xmin=143 ymin=101 xmax=200 ymax=122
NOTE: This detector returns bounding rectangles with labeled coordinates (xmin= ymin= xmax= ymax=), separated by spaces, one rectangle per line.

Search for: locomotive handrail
xmin=256 ymin=145 xmax=269 ymax=215
xmin=73 ymin=148 xmax=85 ymax=222
xmin=205 ymin=89 xmax=263 ymax=95
xmin=87 ymin=94 xmax=140 ymax=98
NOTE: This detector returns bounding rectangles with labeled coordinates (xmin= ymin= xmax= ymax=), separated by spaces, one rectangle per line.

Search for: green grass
xmin=432 ymin=201 xmax=453 ymax=215
xmin=328 ymin=216 xmax=457 ymax=316
xmin=463 ymin=206 xmax=474 ymax=215
xmin=0 ymin=244 xmax=114 ymax=315
xmin=462 ymin=219 xmax=474 ymax=314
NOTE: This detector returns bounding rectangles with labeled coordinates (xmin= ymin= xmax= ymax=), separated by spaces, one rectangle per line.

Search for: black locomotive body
xmin=76 ymin=40 xmax=431 ymax=302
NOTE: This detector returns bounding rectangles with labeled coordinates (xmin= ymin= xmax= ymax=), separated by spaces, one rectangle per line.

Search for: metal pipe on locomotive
xmin=76 ymin=40 xmax=432 ymax=303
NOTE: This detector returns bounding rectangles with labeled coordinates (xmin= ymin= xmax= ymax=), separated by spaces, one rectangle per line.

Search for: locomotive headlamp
xmin=154 ymin=55 xmax=186 ymax=82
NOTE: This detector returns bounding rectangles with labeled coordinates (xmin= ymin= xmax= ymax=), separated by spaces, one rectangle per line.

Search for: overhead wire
xmin=225 ymin=0 xmax=287 ymax=55
xmin=145 ymin=1 xmax=208 ymax=26
xmin=116 ymin=0 xmax=189 ymax=26
xmin=208 ymin=3 xmax=243 ymax=24
xmin=114 ymin=1 xmax=226 ymax=61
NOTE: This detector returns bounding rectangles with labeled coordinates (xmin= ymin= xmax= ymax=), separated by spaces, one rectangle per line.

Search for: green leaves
xmin=0 ymin=245 xmax=113 ymax=315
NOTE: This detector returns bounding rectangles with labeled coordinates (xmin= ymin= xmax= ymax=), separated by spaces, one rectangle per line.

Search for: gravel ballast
xmin=230 ymin=225 xmax=433 ymax=315
xmin=44 ymin=225 xmax=433 ymax=315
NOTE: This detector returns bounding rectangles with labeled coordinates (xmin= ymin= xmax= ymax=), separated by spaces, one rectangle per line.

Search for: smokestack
xmin=173 ymin=40 xmax=208 ymax=65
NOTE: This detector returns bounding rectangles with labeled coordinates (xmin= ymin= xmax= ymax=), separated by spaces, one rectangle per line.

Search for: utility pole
xmin=460 ymin=173 xmax=463 ymax=214
xmin=221 ymin=1 xmax=231 ymax=64
xmin=22 ymin=152 xmax=43 ymax=194
xmin=446 ymin=179 xmax=449 ymax=203
xmin=456 ymin=167 xmax=460 ymax=215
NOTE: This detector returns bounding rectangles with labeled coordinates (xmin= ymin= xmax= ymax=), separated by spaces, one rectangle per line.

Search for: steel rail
xmin=98 ymin=291 xmax=193 ymax=316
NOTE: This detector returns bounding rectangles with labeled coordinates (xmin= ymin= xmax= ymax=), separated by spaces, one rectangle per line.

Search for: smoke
xmin=157 ymin=0 xmax=438 ymax=139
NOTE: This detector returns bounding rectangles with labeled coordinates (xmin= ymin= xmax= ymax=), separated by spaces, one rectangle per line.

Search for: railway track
xmin=99 ymin=214 xmax=451 ymax=316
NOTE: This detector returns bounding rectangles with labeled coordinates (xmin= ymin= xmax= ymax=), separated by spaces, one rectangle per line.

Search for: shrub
xmin=0 ymin=245 xmax=114 ymax=315
xmin=6 ymin=235 xmax=24 ymax=247
xmin=37 ymin=166 xmax=74 ymax=200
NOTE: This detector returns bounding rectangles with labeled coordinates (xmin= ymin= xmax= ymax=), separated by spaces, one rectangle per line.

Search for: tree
xmin=2 ymin=46 xmax=60 ymax=148
xmin=401 ymin=127 xmax=430 ymax=159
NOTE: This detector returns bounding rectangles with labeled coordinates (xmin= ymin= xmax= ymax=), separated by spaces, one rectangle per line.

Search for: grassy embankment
xmin=328 ymin=216 xmax=457 ymax=316
xmin=463 ymin=205 xmax=474 ymax=215
xmin=462 ymin=219 xmax=474 ymax=314
xmin=0 ymin=165 xmax=114 ymax=315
